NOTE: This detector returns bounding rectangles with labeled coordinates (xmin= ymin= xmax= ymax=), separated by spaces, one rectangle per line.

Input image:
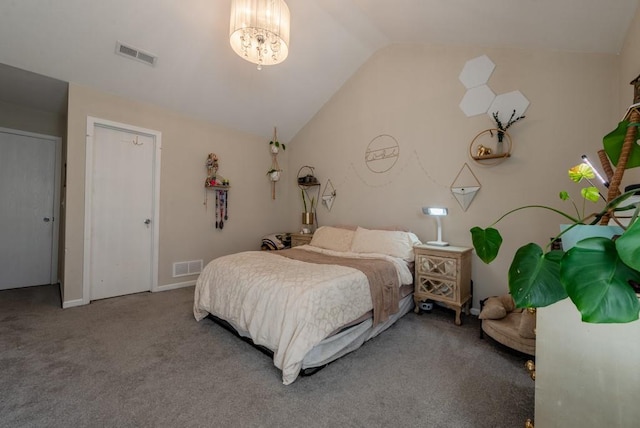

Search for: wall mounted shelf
xmin=469 ymin=128 xmax=512 ymax=165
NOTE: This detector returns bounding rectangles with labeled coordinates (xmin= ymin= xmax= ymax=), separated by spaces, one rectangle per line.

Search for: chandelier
xmin=229 ymin=0 xmax=290 ymax=70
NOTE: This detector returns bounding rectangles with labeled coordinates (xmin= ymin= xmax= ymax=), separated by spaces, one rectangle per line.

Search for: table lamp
xmin=422 ymin=207 xmax=449 ymax=246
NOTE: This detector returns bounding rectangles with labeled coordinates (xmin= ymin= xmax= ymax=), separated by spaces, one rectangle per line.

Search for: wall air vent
xmin=115 ymin=41 xmax=157 ymax=66
xmin=172 ymin=260 xmax=203 ymax=277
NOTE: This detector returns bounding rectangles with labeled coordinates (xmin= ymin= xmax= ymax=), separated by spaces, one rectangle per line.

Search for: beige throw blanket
xmin=278 ymin=248 xmax=400 ymax=326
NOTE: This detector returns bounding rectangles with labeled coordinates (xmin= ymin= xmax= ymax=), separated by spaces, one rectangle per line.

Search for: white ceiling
xmin=0 ymin=0 xmax=637 ymax=142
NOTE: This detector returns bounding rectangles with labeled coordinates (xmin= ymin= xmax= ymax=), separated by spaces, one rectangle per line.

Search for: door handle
xmin=144 ymin=219 xmax=151 ymax=225
xmin=43 ymin=217 xmax=51 ymax=222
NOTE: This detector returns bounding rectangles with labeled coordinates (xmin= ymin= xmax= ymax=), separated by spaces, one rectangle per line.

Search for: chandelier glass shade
xmin=229 ymin=0 xmax=290 ymax=70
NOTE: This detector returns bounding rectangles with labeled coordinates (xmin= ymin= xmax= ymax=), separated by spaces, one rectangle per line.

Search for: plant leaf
xmin=568 ymin=163 xmax=594 ymax=182
xmin=616 ymin=219 xmax=640 ymax=272
xmin=559 ymin=190 xmax=570 ymax=201
xmin=470 ymin=227 xmax=502 ymax=264
xmin=581 ymin=186 xmax=600 ymax=202
xmin=508 ymin=244 xmax=566 ymax=308
xmin=562 ymin=237 xmax=640 ymax=323
xmin=603 ymin=119 xmax=640 ymax=168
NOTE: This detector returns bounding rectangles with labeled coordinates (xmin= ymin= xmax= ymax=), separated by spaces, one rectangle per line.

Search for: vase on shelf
xmin=495 ymin=131 xmax=505 ymax=154
xmin=301 ymin=212 xmax=314 ymax=226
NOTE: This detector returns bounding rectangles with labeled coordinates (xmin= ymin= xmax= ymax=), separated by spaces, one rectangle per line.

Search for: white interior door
xmin=0 ymin=129 xmax=60 ymax=290
xmin=85 ymin=119 xmax=160 ymax=301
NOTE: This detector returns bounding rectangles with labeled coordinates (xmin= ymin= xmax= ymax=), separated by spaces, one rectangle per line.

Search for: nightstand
xmin=291 ymin=232 xmax=313 ymax=247
xmin=413 ymin=244 xmax=472 ymax=325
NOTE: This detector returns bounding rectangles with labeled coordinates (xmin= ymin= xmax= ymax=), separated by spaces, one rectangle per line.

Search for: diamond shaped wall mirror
xmin=450 ymin=163 xmax=481 ymax=211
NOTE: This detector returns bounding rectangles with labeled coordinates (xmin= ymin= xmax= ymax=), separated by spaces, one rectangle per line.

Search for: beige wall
xmin=620 ymin=5 xmax=640 ymax=111
xmin=0 ymin=99 xmax=66 ymax=137
xmin=288 ymin=44 xmax=621 ymax=308
xmin=619 ymin=4 xmax=640 ymax=186
xmin=63 ymin=83 xmax=292 ymax=305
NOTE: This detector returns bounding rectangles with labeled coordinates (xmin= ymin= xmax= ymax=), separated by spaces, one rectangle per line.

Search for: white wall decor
xmin=321 ymin=179 xmax=336 ymax=211
xmin=459 ymin=55 xmax=495 ymax=89
xmin=487 ymin=91 xmax=530 ymax=124
xmin=460 ymin=85 xmax=496 ymax=117
xmin=450 ymin=163 xmax=481 ymax=211
xmin=458 ymin=55 xmax=530 ymax=119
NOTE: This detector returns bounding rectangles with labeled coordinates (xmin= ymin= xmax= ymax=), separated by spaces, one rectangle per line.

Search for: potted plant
xmin=269 ymin=139 xmax=285 ymax=154
xmin=470 ymin=163 xmax=640 ymax=323
xmin=266 ymin=168 xmax=281 ymax=182
xmin=301 ymin=189 xmax=315 ymax=225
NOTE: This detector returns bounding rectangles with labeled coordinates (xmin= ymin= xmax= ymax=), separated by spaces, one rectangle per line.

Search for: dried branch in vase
xmin=491 ymin=109 xmax=525 ymax=142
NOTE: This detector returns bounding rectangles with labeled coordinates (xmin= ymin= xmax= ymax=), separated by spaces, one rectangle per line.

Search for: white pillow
xmin=350 ymin=227 xmax=421 ymax=261
xmin=309 ymin=226 xmax=355 ymax=252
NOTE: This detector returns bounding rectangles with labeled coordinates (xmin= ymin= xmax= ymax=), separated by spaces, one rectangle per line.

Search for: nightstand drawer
xmin=416 ymin=254 xmax=459 ymax=279
xmin=291 ymin=233 xmax=313 ymax=247
xmin=416 ymin=275 xmax=459 ymax=303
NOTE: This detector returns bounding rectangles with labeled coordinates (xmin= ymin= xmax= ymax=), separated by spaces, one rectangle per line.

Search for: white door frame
xmin=83 ymin=117 xmax=161 ymax=304
xmin=0 ymin=126 xmax=61 ymax=285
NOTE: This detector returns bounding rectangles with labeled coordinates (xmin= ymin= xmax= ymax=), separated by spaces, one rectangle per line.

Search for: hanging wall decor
xmin=204 ymin=153 xmax=230 ymax=229
xmin=267 ymin=127 xmax=284 ymax=199
xmin=450 ymin=163 xmax=481 ymax=211
xmin=321 ymin=179 xmax=336 ymax=211
xmin=365 ymin=134 xmax=400 ymax=173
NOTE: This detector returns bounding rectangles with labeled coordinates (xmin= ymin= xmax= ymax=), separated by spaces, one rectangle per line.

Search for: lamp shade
xmin=229 ymin=0 xmax=290 ymax=70
xmin=423 ymin=207 xmax=448 ymax=216
xmin=422 ymin=206 xmax=449 ymax=246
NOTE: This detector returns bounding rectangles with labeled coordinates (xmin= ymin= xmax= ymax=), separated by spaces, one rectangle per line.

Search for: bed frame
xmin=206 ymin=290 xmax=415 ymax=378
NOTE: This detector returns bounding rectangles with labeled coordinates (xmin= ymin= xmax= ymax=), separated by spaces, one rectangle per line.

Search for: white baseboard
xmin=470 ymin=307 xmax=480 ymax=316
xmin=155 ymin=280 xmax=196 ymax=292
xmin=64 ymin=281 xmax=194 ymax=308
xmin=63 ymin=298 xmax=85 ymax=309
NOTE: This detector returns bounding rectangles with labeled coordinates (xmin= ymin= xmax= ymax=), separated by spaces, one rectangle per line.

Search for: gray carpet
xmin=0 ymin=285 xmax=533 ymax=427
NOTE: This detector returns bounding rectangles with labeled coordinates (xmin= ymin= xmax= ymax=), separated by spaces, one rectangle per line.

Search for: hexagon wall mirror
xmin=450 ymin=163 xmax=481 ymax=211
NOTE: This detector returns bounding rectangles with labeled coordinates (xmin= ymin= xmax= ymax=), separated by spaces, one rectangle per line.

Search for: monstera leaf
xmin=470 ymin=226 xmax=503 ymax=264
xmin=561 ymin=237 xmax=640 ymax=323
xmin=603 ymin=120 xmax=640 ymax=168
xmin=616 ymin=218 xmax=640 ymax=272
xmin=508 ymin=244 xmax=567 ymax=308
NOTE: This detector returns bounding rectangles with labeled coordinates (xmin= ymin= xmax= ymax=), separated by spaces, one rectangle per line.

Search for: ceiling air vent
xmin=115 ymin=41 xmax=157 ymax=66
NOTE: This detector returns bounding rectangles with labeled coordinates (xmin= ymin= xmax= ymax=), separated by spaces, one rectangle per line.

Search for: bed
xmin=193 ymin=226 xmax=421 ymax=384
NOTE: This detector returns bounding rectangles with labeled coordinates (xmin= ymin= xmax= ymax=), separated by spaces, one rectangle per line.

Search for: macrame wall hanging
xmin=267 ymin=127 xmax=285 ymax=199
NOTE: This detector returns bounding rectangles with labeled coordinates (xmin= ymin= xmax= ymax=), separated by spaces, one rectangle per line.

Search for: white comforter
xmin=193 ymin=245 xmax=412 ymax=385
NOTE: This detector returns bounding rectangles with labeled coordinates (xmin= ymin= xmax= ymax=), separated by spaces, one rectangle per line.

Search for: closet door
xmin=84 ymin=118 xmax=161 ymax=301
xmin=0 ymin=129 xmax=59 ymax=289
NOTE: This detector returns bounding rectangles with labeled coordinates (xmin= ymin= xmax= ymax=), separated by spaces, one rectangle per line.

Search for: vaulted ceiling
xmin=0 ymin=0 xmax=637 ymax=142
